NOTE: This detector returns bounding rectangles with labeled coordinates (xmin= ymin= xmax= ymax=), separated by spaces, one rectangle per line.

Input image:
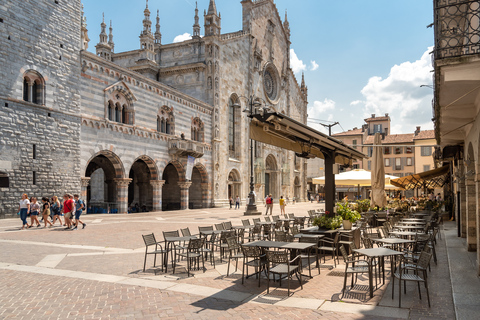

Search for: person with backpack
xmin=51 ymin=196 xmax=62 ymax=226
xmin=265 ymin=194 xmax=273 ymax=215
xmin=72 ymin=194 xmax=86 ymax=230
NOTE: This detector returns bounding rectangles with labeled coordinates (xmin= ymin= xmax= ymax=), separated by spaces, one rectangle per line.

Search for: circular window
xmin=263 ymin=63 xmax=279 ymax=103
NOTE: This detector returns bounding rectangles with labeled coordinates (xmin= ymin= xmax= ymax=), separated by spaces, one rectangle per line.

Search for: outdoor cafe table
xmin=164 ymin=235 xmax=197 ymax=271
xmin=293 ymin=233 xmax=325 ymax=240
xmin=243 ymin=240 xmax=315 ymax=255
xmin=353 ymin=247 xmax=404 ymax=298
xmin=393 ymin=225 xmax=425 ymax=231
xmin=397 ymin=221 xmax=426 ymax=225
xmin=401 ymin=218 xmax=426 ymax=222
xmin=389 ymin=231 xmax=420 ymax=239
xmin=372 ymin=238 xmax=415 ymax=252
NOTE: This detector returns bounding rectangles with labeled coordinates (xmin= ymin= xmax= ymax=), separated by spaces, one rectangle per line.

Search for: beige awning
xmin=250 ymin=112 xmax=365 ymax=165
xmin=390 ymin=165 xmax=450 ymax=190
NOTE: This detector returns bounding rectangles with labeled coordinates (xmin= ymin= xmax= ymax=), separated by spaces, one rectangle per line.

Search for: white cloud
xmin=290 ymin=49 xmax=306 ymax=74
xmin=307 ymin=99 xmax=337 ymax=133
xmin=310 ymin=60 xmax=319 ymax=71
xmin=358 ymin=47 xmax=434 ymax=133
xmin=173 ymin=33 xmax=192 ymax=43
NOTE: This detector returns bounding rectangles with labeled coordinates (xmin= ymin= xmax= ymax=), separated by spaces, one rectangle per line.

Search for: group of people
xmin=264 ymin=195 xmax=288 ymax=215
xmin=18 ymin=193 xmax=87 ymax=230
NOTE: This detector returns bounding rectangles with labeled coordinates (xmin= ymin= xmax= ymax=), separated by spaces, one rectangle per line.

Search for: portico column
xmin=151 ymin=180 xmax=165 ymax=212
xmin=178 ymin=181 xmax=192 ymax=210
xmin=81 ymin=177 xmax=90 ymax=213
xmin=323 ymin=150 xmax=336 ymax=216
xmin=114 ymin=178 xmax=132 ymax=214
xmin=466 ymin=177 xmax=477 ymax=251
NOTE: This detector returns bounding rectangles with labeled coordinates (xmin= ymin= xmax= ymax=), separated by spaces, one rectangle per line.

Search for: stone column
xmin=81 ymin=177 xmax=90 ymax=213
xmin=27 ymin=80 xmax=34 ymax=102
xmin=178 ymin=181 xmax=192 ymax=210
xmin=459 ymin=165 xmax=467 ymax=238
xmin=466 ymin=177 xmax=477 ymax=251
xmin=114 ymin=178 xmax=132 ymax=214
xmin=151 ymin=180 xmax=165 ymax=212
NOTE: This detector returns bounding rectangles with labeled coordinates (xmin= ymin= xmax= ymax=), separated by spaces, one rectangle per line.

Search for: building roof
xmin=364 ymin=133 xmax=414 ymax=145
xmin=413 ymin=129 xmax=435 ymax=140
xmin=332 ymin=128 xmax=363 ymax=137
xmin=364 ymin=116 xmax=390 ymax=122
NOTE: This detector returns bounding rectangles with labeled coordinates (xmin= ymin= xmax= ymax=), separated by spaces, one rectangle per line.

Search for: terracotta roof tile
xmin=332 ymin=128 xmax=363 ymax=136
xmin=364 ymin=116 xmax=389 ymax=122
xmin=413 ymin=130 xmax=435 ymax=140
xmin=364 ymin=133 xmax=414 ymax=145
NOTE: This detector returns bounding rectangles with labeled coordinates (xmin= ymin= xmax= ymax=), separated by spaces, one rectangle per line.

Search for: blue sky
xmin=82 ymin=0 xmax=434 ymax=135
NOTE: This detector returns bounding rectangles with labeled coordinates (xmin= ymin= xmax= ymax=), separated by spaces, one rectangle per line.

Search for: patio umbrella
xmin=370 ymin=133 xmax=387 ymax=208
xmin=312 ymin=169 xmax=399 ymax=187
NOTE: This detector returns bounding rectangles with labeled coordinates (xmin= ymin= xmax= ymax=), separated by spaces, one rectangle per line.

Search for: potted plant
xmin=312 ymin=213 xmax=343 ymax=230
xmin=336 ymin=202 xmax=361 ymax=230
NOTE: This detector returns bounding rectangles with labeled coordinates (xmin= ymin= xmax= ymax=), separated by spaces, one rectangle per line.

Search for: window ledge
xmin=228 ymin=157 xmax=241 ymax=163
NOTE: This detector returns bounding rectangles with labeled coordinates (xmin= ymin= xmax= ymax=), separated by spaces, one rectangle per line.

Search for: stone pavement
xmin=0 ymin=202 xmax=458 ymax=319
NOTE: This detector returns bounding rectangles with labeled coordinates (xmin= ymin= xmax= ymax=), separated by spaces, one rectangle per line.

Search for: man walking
xmin=72 ymin=194 xmax=86 ymax=230
xmin=265 ymin=194 xmax=273 ymax=215
xmin=235 ymin=196 xmax=240 ymax=209
xmin=63 ymin=194 xmax=75 ymax=229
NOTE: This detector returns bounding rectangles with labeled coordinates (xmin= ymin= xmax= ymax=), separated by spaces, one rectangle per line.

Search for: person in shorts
xmin=29 ymin=197 xmax=41 ymax=228
xmin=62 ymin=194 xmax=75 ymax=229
xmin=72 ymin=194 xmax=86 ymax=230
xmin=51 ymin=196 xmax=63 ymax=226
xmin=265 ymin=194 xmax=273 ymax=215
xmin=41 ymin=197 xmax=53 ymax=228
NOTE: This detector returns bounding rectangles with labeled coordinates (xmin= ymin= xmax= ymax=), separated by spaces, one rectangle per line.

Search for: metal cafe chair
xmin=142 ymin=233 xmax=166 ymax=272
xmin=266 ymin=250 xmax=303 ymax=296
xmin=173 ymin=237 xmax=206 ymax=277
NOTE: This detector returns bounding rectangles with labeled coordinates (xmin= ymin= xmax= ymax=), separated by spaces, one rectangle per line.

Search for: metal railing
xmin=434 ymin=0 xmax=480 ymax=59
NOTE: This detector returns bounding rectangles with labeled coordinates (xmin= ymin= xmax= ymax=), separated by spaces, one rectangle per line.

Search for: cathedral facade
xmin=0 ymin=0 xmax=308 ymax=217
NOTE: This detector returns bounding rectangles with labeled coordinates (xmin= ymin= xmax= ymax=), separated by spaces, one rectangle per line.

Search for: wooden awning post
xmin=323 ymin=149 xmax=336 ymax=216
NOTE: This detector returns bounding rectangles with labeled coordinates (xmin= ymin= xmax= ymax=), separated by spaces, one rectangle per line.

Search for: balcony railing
xmin=434 ymin=0 xmax=480 ymax=59
xmin=168 ymin=138 xmax=205 ymax=158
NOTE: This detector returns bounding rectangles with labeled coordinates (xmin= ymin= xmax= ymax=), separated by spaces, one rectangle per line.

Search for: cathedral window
xmin=191 ymin=117 xmax=204 ymax=142
xmin=157 ymin=106 xmax=174 ymax=135
xmin=106 ymin=91 xmax=133 ymax=125
xmin=22 ymin=70 xmax=45 ymax=105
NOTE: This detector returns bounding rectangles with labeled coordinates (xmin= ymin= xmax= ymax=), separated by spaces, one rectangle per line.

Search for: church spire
xmin=300 ymin=72 xmax=308 ymax=100
xmin=204 ymin=0 xmax=221 ymax=36
xmin=80 ymin=4 xmax=90 ymax=50
xmin=155 ymin=9 xmax=161 ymax=46
xmin=192 ymin=2 xmax=201 ymax=39
xmin=207 ymin=0 xmax=217 ymax=16
xmin=283 ymin=10 xmax=290 ymax=41
xmin=96 ymin=13 xmax=113 ymax=61
xmin=108 ymin=20 xmax=114 ymax=52
xmin=142 ymin=0 xmax=152 ymax=35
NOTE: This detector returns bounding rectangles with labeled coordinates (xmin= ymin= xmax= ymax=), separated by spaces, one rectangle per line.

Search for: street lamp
xmin=233 ymin=95 xmax=270 ymax=215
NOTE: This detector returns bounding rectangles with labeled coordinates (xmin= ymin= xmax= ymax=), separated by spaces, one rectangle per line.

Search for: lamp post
xmin=234 ymin=95 xmax=267 ymax=215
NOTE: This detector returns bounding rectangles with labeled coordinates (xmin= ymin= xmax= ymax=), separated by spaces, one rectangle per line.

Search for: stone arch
xmin=264 ymin=154 xmax=279 ymax=199
xmin=84 ymin=150 xmax=125 ymax=213
xmin=294 ymin=176 xmax=301 ymax=201
xmin=227 ymin=169 xmax=242 ymax=201
xmin=127 ymin=155 xmax=158 ymax=212
xmin=162 ymin=162 xmax=182 ymax=211
xmin=189 ymin=163 xmax=209 ymax=209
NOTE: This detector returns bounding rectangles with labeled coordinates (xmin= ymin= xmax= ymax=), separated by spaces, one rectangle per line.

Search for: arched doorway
xmin=294 ymin=176 xmax=301 ymax=201
xmin=162 ymin=163 xmax=182 ymax=211
xmin=265 ymin=154 xmax=278 ymax=198
xmin=227 ymin=169 xmax=241 ymax=201
xmin=85 ymin=151 xmax=124 ymax=213
xmin=128 ymin=156 xmax=158 ymax=212
xmin=189 ymin=163 xmax=208 ymax=209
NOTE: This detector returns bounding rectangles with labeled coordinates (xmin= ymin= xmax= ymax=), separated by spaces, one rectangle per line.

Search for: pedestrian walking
xmin=265 ymin=194 xmax=273 ymax=215
xmin=235 ymin=196 xmax=240 ymax=209
xmin=72 ymin=194 xmax=86 ymax=230
xmin=51 ymin=196 xmax=62 ymax=226
xmin=41 ymin=197 xmax=53 ymax=228
xmin=62 ymin=194 xmax=75 ymax=229
xmin=29 ymin=197 xmax=41 ymax=228
xmin=18 ymin=193 xmax=30 ymax=230
xmin=279 ymin=195 xmax=286 ymax=215
xmin=229 ymin=196 xmax=233 ymax=209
